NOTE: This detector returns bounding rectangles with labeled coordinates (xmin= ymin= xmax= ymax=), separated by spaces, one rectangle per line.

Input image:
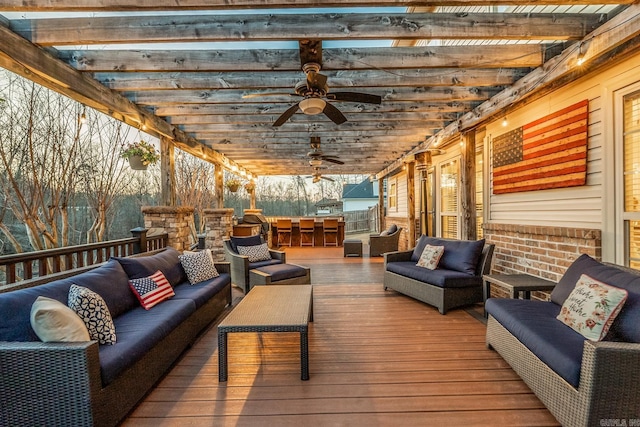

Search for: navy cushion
xmin=386 ymin=262 xmax=481 ymax=288
xmin=486 ymin=298 xmax=585 ymax=388
xmin=388 ymin=224 xmax=398 ymax=234
xmin=551 ymin=254 xmax=640 ymax=343
xmin=254 ymin=264 xmax=307 ymax=282
xmin=99 ymin=298 xmax=195 ymax=386
xmin=172 ymin=274 xmax=231 ymax=308
xmin=249 ymin=259 xmax=282 ymax=269
xmin=112 ymin=247 xmax=187 ymax=287
xmin=411 ymin=236 xmax=484 ymax=275
xmin=230 ymin=235 xmax=263 ymax=253
xmin=0 ymin=260 xmax=135 ymax=342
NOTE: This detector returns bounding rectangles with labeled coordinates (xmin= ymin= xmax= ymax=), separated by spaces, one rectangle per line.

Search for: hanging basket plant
xmin=244 ymin=182 xmax=255 ymax=192
xmin=120 ymin=140 xmax=160 ymax=170
xmin=226 ymin=179 xmax=242 ymax=193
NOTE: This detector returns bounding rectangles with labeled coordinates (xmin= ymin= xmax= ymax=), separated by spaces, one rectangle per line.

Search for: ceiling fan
xmin=243 ymin=40 xmax=382 ymax=127
xmin=306 ymin=167 xmax=335 ymax=183
xmin=306 ymin=136 xmax=344 ymax=167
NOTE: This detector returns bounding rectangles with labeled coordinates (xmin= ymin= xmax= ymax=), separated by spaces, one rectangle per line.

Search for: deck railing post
xmin=130 ymin=227 xmax=148 ymax=254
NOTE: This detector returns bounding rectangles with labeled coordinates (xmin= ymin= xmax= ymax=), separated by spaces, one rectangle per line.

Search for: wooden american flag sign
xmin=492 ymin=99 xmax=589 ymax=194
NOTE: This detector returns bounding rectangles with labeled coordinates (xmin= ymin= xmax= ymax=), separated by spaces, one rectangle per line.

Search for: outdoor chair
xmin=299 ymin=218 xmax=315 ymax=246
xmin=322 ymin=218 xmax=339 ymax=247
xmin=369 ymin=225 xmax=402 ymax=257
xmin=223 ymin=235 xmax=286 ymax=293
xmin=276 ymin=218 xmax=293 ymax=247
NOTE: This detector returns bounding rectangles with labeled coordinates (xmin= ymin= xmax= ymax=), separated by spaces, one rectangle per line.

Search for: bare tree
xmin=175 ymin=152 xmax=216 ymax=240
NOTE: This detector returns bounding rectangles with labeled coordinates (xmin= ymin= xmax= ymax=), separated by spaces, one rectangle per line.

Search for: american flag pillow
xmin=129 ymin=270 xmax=175 ymax=310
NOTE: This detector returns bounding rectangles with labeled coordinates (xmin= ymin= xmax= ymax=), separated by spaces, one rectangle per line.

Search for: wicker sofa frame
xmin=369 ymin=227 xmax=402 ymax=257
xmin=223 ymin=238 xmax=286 ymax=293
xmin=383 ymin=243 xmax=495 ymax=314
xmin=0 ymin=262 xmax=232 ymax=427
xmin=486 ymin=261 xmax=640 ymax=427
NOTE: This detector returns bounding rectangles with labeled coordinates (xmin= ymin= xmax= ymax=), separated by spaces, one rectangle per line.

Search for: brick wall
xmin=483 ymin=223 xmax=601 ymax=300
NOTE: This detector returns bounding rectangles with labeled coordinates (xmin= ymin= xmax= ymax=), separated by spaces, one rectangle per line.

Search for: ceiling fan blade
xmin=322 ymin=157 xmax=344 ymax=165
xmin=273 ymin=103 xmax=300 ymax=127
xmin=321 ymin=176 xmax=335 ymax=182
xmin=322 ymin=102 xmax=347 ymax=125
xmin=242 ymin=92 xmax=298 ymax=99
xmin=299 ymin=39 xmax=322 ymax=67
xmin=329 ymin=92 xmax=382 ymax=104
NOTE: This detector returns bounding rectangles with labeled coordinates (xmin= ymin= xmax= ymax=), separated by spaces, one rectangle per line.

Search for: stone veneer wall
xmin=483 ymin=223 xmax=601 ymax=300
xmin=203 ymin=208 xmax=234 ymax=262
xmin=141 ymin=206 xmax=194 ymax=252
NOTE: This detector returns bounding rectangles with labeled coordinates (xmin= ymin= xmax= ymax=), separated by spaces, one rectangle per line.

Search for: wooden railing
xmin=0 ymin=228 xmax=168 ymax=291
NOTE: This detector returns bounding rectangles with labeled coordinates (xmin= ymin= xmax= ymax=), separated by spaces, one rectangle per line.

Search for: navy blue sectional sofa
xmin=486 ymin=254 xmax=640 ymax=427
xmin=0 ymin=247 xmax=232 ymax=427
xmin=383 ymin=236 xmax=495 ymax=314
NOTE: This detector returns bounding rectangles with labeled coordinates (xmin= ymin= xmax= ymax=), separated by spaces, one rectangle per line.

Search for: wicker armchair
xmin=223 ymin=237 xmax=286 ymax=293
xmin=369 ymin=226 xmax=402 ymax=257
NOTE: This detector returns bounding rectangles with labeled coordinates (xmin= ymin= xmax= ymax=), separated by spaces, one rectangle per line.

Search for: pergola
xmin=0 ymin=1 xmax=638 ymax=197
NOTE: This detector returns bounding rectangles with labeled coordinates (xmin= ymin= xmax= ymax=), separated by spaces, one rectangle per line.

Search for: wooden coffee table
xmin=217 ymin=284 xmax=313 ymax=382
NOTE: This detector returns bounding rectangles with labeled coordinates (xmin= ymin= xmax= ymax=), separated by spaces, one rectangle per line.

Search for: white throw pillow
xmin=68 ymin=284 xmax=117 ymax=345
xmin=556 ymin=274 xmax=628 ymax=341
xmin=416 ymin=244 xmax=445 ymax=270
xmin=237 ymin=243 xmax=272 ymax=263
xmin=179 ymin=249 xmax=219 ymax=284
xmin=30 ymin=296 xmax=90 ymax=342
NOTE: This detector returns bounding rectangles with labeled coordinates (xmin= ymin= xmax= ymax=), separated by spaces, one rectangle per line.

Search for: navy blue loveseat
xmin=383 ymin=236 xmax=495 ymax=314
xmin=485 ymin=254 xmax=640 ymax=427
xmin=0 ymin=247 xmax=232 ymax=427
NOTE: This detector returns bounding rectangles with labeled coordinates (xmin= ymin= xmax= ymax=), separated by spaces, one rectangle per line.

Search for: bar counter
xmin=270 ymin=219 xmax=345 ymax=247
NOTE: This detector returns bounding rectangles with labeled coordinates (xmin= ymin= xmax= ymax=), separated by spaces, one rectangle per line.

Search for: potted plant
xmin=244 ymin=181 xmax=255 ymax=192
xmin=120 ymin=140 xmax=160 ymax=170
xmin=225 ymin=178 xmax=242 ymax=192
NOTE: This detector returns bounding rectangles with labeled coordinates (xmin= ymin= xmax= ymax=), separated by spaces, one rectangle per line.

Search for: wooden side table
xmin=483 ymin=273 xmax=556 ymax=317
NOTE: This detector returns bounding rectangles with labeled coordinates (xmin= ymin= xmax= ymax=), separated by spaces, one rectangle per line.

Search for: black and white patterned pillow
xmin=178 ymin=249 xmax=219 ymax=284
xmin=237 ymin=243 xmax=272 ymax=262
xmin=68 ymin=284 xmax=116 ymax=345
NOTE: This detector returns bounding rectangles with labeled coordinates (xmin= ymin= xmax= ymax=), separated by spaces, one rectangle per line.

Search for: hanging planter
xmin=226 ymin=179 xmax=241 ymax=193
xmin=127 ymin=155 xmax=147 ymax=170
xmin=244 ymin=182 xmax=255 ymax=192
xmin=120 ymin=140 xmax=160 ymax=171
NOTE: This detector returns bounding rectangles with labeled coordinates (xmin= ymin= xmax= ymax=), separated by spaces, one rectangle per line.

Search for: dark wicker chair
xmin=223 ymin=237 xmax=286 ymax=293
xmin=369 ymin=227 xmax=402 ymax=257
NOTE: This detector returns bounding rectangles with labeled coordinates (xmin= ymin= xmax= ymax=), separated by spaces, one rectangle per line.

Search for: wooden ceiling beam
xmin=65 ymin=45 xmax=544 ymax=74
xmin=1 ymin=0 xmax=631 ymax=12
xmin=169 ymin=111 xmax=457 ymax=124
xmin=186 ymin=120 xmax=434 ymax=132
xmin=126 ymin=86 xmax=502 ymax=105
xmin=12 ymin=13 xmax=602 ymax=46
xmin=154 ymin=101 xmax=477 ymax=116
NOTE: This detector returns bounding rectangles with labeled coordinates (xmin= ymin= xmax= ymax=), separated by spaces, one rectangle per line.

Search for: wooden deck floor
xmin=122 ymin=247 xmax=559 ymax=426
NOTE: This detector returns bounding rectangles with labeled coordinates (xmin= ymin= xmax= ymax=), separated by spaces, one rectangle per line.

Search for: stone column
xmin=141 ymin=206 xmax=194 ymax=252
xmin=203 ymin=208 xmax=234 ymax=261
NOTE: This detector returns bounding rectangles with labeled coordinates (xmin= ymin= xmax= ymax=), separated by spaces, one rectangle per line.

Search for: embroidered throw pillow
xmin=416 ymin=244 xmax=445 ymax=270
xmin=68 ymin=284 xmax=116 ymax=345
xmin=129 ymin=270 xmax=175 ymax=310
xmin=178 ymin=249 xmax=219 ymax=284
xmin=237 ymin=243 xmax=272 ymax=263
xmin=556 ymin=274 xmax=628 ymax=341
xmin=30 ymin=296 xmax=91 ymax=342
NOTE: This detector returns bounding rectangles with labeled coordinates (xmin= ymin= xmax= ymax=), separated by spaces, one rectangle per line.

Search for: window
xmin=388 ymin=178 xmax=397 ymax=211
xmin=439 ymin=159 xmax=460 ymax=239
xmin=623 ymin=89 xmax=640 ymax=268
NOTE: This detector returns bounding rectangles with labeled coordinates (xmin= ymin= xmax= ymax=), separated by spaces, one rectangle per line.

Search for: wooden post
xmin=378 ymin=178 xmax=385 ymax=233
xmin=160 ymin=137 xmax=176 ymax=206
xmin=407 ymin=161 xmax=416 ymax=245
xmin=460 ymin=131 xmax=477 ymax=240
xmin=249 ymin=187 xmax=256 ymax=209
xmin=215 ymin=165 xmax=224 ymax=208
xmin=130 ymin=227 xmax=148 ymax=254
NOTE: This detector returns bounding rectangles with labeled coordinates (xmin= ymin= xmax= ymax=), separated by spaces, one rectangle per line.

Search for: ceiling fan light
xmin=309 ymin=158 xmax=323 ymax=167
xmin=299 ymin=98 xmax=326 ymax=115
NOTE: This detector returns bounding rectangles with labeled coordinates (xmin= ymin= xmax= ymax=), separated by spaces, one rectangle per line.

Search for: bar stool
xmin=276 ymin=218 xmax=292 ymax=247
xmin=299 ymin=218 xmax=315 ymax=247
xmin=322 ymin=218 xmax=339 ymax=247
